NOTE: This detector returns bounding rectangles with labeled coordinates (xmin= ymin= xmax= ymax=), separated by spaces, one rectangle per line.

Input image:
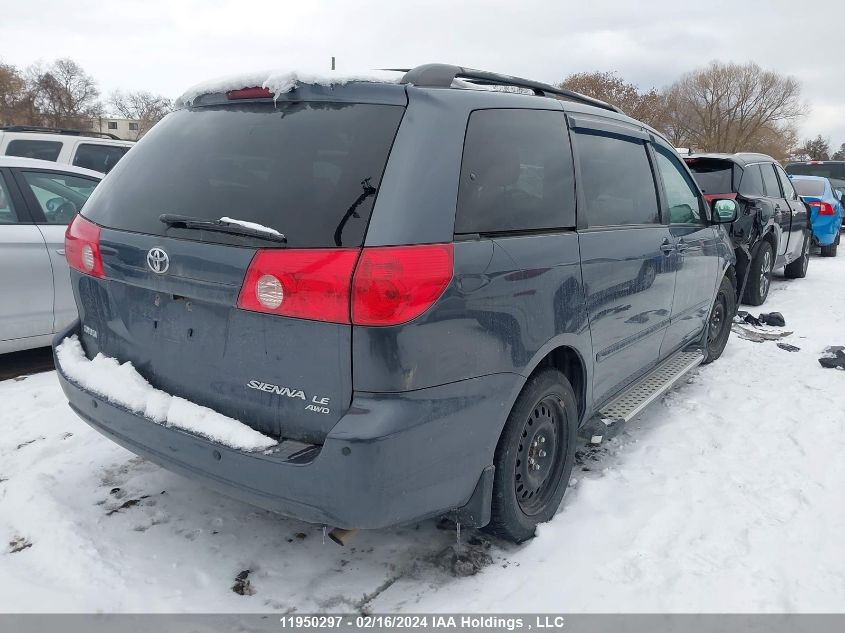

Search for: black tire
xmin=742 ymin=240 xmax=774 ymax=305
xmin=702 ymin=275 xmax=736 ymax=365
xmin=784 ymin=234 xmax=810 ymax=278
xmin=820 ymin=232 xmax=839 ymax=257
xmin=485 ymin=369 xmax=577 ymax=543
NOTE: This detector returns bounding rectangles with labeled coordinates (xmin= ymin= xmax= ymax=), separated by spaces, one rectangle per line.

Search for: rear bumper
xmin=54 ymin=321 xmax=519 ymax=530
xmin=812 ymin=215 xmax=842 ymax=246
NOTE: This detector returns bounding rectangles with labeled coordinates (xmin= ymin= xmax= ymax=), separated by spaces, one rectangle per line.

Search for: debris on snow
xmin=106 ymin=495 xmax=151 ymax=516
xmin=777 ymin=343 xmax=801 ymax=353
xmin=731 ymin=324 xmax=794 ymax=343
xmin=232 ymin=569 xmax=255 ymax=596
xmin=759 ymin=312 xmax=786 ymax=327
xmin=819 ymin=346 xmax=845 ymax=370
xmin=8 ymin=536 xmax=32 ymax=553
xmin=736 ymin=311 xmax=786 ymax=327
xmin=55 ymin=336 xmax=277 ymax=452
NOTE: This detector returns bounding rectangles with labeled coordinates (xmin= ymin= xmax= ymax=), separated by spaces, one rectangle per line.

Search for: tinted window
xmin=0 ymin=174 xmax=19 ymax=224
xmin=791 ymin=178 xmax=826 ymax=197
xmin=738 ymin=164 xmax=765 ymax=197
xmin=775 ymin=164 xmax=797 ymax=199
xmin=685 ymin=158 xmax=735 ymax=193
xmin=82 ymin=102 xmax=404 ymax=248
xmin=786 ymin=162 xmax=845 ymax=180
xmin=761 ymin=164 xmax=782 ymax=198
xmin=455 ymin=109 xmax=575 ymax=234
xmin=22 ymin=171 xmax=100 ymax=224
xmin=73 ymin=143 xmax=128 ymax=174
xmin=6 ymin=139 xmax=62 ymax=162
xmin=654 ymin=146 xmax=702 ymax=224
xmin=576 ymin=132 xmax=659 ymax=226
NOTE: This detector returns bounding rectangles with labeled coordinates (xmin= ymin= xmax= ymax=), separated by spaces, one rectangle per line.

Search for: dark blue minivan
xmin=54 ymin=65 xmax=738 ymax=543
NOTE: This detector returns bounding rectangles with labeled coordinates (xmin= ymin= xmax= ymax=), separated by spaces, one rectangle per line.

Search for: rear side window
xmin=685 ymin=158 xmax=736 ymax=194
xmin=6 ymin=139 xmax=62 ymax=162
xmin=0 ymin=174 xmax=19 ymax=224
xmin=73 ymin=143 xmax=128 ymax=174
xmin=82 ymin=102 xmax=405 ymax=248
xmin=455 ymin=109 xmax=575 ymax=234
xmin=791 ymin=179 xmax=825 ymax=197
xmin=575 ymin=132 xmax=659 ymax=226
xmin=738 ymin=164 xmax=765 ymax=197
xmin=761 ymin=164 xmax=782 ymax=198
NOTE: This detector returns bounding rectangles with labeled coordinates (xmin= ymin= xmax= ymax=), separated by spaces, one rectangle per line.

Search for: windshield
xmin=684 ymin=158 xmax=736 ymax=193
xmin=791 ymin=179 xmax=826 ymax=197
xmin=82 ymin=102 xmax=404 ymax=248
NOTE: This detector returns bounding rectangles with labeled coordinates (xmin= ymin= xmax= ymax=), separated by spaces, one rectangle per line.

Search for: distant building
xmin=89 ymin=116 xmax=143 ymax=141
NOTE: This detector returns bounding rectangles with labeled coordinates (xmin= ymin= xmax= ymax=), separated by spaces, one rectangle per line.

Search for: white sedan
xmin=0 ymin=156 xmax=102 ymax=353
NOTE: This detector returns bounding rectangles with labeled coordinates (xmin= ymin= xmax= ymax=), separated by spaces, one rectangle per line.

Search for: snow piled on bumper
xmin=55 ymin=335 xmax=277 ymax=452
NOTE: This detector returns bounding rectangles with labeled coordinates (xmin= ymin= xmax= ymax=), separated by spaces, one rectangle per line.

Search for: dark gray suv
xmin=54 ymin=64 xmax=738 ymax=543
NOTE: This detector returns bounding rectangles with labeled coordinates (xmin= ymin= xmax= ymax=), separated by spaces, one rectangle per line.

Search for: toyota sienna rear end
xmin=53 ymin=73 xmax=503 ymax=533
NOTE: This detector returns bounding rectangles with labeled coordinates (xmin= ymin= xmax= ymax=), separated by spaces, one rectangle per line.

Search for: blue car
xmin=790 ymin=175 xmax=843 ymax=257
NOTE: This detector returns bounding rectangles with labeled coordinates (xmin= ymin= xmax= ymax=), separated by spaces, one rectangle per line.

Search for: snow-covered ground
xmin=2 ymin=254 xmax=845 ymax=613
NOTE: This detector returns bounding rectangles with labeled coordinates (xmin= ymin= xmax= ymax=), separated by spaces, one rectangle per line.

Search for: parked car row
xmin=683 ymin=153 xmax=843 ymax=306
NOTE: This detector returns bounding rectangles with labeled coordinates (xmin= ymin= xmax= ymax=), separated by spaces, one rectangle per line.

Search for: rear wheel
xmin=742 ymin=241 xmax=773 ymax=305
xmin=820 ymin=232 xmax=839 ymax=257
xmin=486 ymin=369 xmax=577 ymax=543
xmin=784 ymin=235 xmax=810 ymax=278
xmin=702 ymin=275 xmax=736 ymax=364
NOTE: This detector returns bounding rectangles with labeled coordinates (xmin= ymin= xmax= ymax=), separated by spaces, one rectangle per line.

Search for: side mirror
xmin=711 ymin=198 xmax=738 ymax=224
xmin=836 ymin=189 xmax=845 ymax=202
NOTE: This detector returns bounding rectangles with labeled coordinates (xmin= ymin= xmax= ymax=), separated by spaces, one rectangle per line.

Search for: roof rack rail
xmin=0 ymin=125 xmax=122 ymax=141
xmin=391 ymin=64 xmax=623 ymax=114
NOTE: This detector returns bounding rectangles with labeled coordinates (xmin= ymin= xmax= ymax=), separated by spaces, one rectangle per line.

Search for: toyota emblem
xmin=146 ymin=247 xmax=170 ymax=274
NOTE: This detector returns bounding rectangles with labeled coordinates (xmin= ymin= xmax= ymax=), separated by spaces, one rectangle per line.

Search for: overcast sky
xmin=3 ymin=0 xmax=843 ymax=145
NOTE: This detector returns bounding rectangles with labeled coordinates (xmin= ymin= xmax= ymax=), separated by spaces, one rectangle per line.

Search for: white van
xmin=0 ymin=126 xmax=134 ymax=174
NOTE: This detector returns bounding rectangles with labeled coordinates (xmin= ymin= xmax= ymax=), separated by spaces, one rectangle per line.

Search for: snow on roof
xmin=55 ymin=336 xmax=277 ymax=452
xmin=177 ymin=68 xmax=403 ymax=106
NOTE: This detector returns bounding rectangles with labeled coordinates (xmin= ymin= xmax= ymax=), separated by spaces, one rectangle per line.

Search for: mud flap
xmin=452 ymin=465 xmax=494 ymax=528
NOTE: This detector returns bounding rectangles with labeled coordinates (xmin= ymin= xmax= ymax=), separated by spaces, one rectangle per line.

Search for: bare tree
xmin=558 ymin=71 xmax=668 ymax=130
xmin=109 ymin=90 xmax=173 ymax=139
xmin=796 ymin=134 xmax=831 ymax=160
xmin=664 ymin=61 xmax=806 ymax=158
xmin=31 ymin=58 xmax=101 ymax=128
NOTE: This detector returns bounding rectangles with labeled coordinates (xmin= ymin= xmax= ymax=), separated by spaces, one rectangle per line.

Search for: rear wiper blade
xmin=159 ymin=214 xmax=287 ymax=244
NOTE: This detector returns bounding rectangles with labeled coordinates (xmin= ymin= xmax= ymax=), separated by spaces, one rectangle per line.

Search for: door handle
xmin=676 ymin=239 xmax=689 ymax=253
xmin=56 ymin=249 xmax=66 ymax=255
xmin=660 ymin=239 xmax=675 ymax=255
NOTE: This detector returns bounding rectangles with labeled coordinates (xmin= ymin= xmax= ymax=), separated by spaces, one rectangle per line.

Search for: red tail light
xmin=352 ymin=244 xmax=453 ymax=326
xmin=237 ymin=244 xmax=454 ymax=326
xmin=237 ymin=249 xmax=360 ymax=323
xmin=65 ymin=215 xmax=104 ymax=278
xmin=809 ymin=201 xmax=836 ymax=216
xmin=227 ymin=87 xmax=273 ymax=100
